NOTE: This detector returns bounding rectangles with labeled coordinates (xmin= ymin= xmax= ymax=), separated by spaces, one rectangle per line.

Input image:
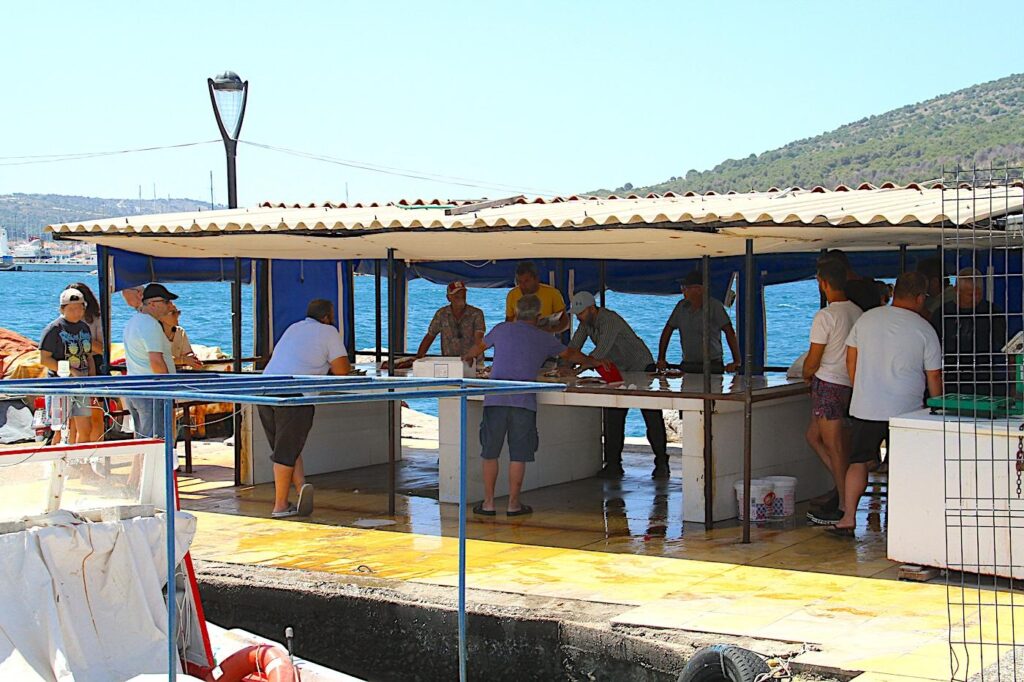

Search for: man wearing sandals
xmin=463 ymin=294 xmax=595 ymax=516
xmin=259 ymin=299 xmax=351 ymax=518
xmin=832 ymin=272 xmax=942 ymax=536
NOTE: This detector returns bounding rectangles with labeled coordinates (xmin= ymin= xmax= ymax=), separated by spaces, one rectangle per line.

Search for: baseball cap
xmin=569 ymin=291 xmax=596 ymax=315
xmin=59 ymin=288 xmax=86 ymax=306
xmin=446 ymin=281 xmax=467 ymax=296
xmin=142 ymin=282 xmax=179 ymax=302
xmin=681 ymin=270 xmax=704 ymax=287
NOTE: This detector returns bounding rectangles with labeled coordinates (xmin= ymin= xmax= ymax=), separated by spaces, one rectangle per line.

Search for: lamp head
xmin=208 ymin=71 xmax=248 ymax=140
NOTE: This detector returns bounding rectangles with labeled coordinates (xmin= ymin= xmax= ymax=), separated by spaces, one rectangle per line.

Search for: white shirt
xmin=123 ymin=312 xmax=175 ymax=376
xmin=847 ymin=306 xmax=942 ymax=421
xmin=809 ymin=300 xmax=862 ymax=387
xmin=264 ymin=317 xmax=347 ymax=376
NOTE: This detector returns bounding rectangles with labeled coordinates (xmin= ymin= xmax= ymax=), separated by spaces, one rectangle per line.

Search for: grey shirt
xmin=666 ymin=298 xmax=730 ymax=364
xmin=569 ymin=308 xmax=653 ymax=372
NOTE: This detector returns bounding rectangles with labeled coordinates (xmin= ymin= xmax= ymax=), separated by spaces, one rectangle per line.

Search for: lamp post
xmin=207 ymin=71 xmax=248 ymax=209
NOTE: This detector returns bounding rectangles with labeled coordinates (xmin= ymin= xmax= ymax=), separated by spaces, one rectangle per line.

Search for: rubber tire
xmin=677 ymin=644 xmax=771 ymax=682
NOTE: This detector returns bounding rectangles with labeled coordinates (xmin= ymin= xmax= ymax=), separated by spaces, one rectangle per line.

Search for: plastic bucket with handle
xmin=764 ymin=476 xmax=797 ymax=518
xmin=735 ymin=479 xmax=774 ymax=522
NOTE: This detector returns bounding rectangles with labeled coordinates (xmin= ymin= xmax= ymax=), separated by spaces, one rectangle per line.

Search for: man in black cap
xmin=123 ymin=283 xmax=178 ymax=443
xmin=656 ymin=270 xmax=741 ymax=373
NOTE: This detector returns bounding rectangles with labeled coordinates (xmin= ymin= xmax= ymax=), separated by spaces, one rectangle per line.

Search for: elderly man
xmin=656 ymin=270 xmax=741 ymax=373
xmin=414 ymin=281 xmax=485 ymax=361
xmin=931 ymin=267 xmax=1008 ymax=397
xmin=38 ymin=287 xmax=96 ymax=443
xmin=568 ymin=291 xmax=670 ymax=479
xmin=260 ymin=299 xmax=351 ymax=518
xmin=505 ymin=261 xmax=568 ymax=333
xmin=832 ymin=272 xmax=943 ymax=536
xmin=123 ymin=283 xmax=177 ymax=442
xmin=121 ymin=284 xmax=146 ymax=311
xmin=463 ymin=294 xmax=593 ymax=516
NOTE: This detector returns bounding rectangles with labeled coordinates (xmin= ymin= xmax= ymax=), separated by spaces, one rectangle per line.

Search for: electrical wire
xmin=0 ymin=140 xmax=220 ymax=167
xmin=241 ymin=140 xmax=561 ymax=196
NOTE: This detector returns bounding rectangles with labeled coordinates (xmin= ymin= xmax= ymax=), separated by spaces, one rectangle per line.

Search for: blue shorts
xmin=480 ymin=406 xmax=538 ymax=463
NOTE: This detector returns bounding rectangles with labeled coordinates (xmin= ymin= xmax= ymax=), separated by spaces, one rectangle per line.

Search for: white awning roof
xmin=49 ymin=186 xmax=1024 ymax=261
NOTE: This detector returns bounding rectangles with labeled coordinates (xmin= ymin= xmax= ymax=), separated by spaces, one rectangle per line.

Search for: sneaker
xmin=806 ymin=508 xmax=844 ymax=526
xmin=651 ymin=464 xmax=670 ymax=480
xmin=596 ymin=464 xmax=625 ymax=479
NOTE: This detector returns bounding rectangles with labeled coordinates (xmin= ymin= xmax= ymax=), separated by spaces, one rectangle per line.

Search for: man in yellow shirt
xmin=505 ymin=261 xmax=568 ymax=333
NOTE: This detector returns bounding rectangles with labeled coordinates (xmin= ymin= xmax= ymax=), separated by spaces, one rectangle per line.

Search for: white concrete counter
xmin=889 ymin=409 xmax=1024 ymax=579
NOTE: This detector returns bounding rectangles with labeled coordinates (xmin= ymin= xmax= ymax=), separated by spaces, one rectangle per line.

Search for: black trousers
xmin=603 ymin=408 xmax=668 ymax=466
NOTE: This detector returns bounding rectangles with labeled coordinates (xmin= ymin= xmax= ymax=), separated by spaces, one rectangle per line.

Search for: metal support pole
xmin=97 ymin=246 xmax=112 ymax=372
xmin=232 ymin=258 xmax=243 ymax=486
xmin=375 ymin=260 xmax=382 ymax=365
xmin=742 ymin=239 xmax=755 ymax=544
xmin=224 ymin=139 xmax=238 ymax=210
xmin=387 ymin=249 xmax=397 ymax=516
xmin=701 ymin=255 xmax=714 ymax=531
xmin=818 ymin=248 xmax=828 ymax=309
xmin=458 ymin=395 xmax=468 ymax=682
xmin=598 ymin=260 xmax=607 ymax=308
xmin=898 ymin=244 xmax=908 ymax=274
xmin=255 ymin=259 xmax=271 ymax=370
xmin=163 ymin=398 xmax=177 ymax=681
xmin=345 ymin=263 xmax=356 ymax=363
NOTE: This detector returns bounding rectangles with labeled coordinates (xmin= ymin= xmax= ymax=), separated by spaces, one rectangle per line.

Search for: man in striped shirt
xmin=568 ymin=292 xmax=669 ymax=480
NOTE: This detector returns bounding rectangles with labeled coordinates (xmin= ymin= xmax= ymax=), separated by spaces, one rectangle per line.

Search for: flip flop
xmin=297 ymin=483 xmax=315 ymax=516
xmin=472 ymin=503 xmax=496 ymax=516
xmin=271 ymin=504 xmax=298 ymax=518
xmin=506 ymin=504 xmax=533 ymax=517
xmin=826 ymin=525 xmax=855 ymax=538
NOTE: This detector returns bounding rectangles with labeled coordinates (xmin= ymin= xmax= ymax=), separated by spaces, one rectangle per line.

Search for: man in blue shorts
xmin=463 ymin=294 xmax=595 ymax=516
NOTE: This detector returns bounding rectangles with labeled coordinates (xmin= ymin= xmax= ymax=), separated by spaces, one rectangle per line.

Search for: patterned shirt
xmin=427 ymin=304 xmax=485 ymax=357
xmin=569 ymin=308 xmax=653 ymax=372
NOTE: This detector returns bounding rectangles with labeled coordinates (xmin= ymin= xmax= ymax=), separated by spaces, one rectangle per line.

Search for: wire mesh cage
xmin=942 ymin=167 xmax=1024 ymax=680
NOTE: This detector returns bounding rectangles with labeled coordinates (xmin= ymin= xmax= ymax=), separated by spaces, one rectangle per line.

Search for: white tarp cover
xmin=0 ymin=512 xmax=196 ymax=681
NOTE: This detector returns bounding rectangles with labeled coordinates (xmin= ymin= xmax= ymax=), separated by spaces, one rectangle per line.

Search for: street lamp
xmin=207 ymin=71 xmax=248 ymax=209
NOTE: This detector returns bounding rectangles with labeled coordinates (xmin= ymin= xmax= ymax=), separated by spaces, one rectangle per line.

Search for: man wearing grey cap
xmin=568 ymin=292 xmax=670 ymax=479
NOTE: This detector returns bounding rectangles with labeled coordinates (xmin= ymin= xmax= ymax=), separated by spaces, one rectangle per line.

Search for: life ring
xmin=205 ymin=644 xmax=297 ymax=682
xmin=676 ymin=644 xmax=771 ymax=682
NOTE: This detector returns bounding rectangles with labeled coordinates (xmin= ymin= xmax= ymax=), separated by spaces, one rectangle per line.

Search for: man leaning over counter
xmin=568 ymin=291 xmax=670 ymax=480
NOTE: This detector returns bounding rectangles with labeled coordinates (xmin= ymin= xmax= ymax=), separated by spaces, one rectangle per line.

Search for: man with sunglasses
xmin=122 ymin=283 xmax=177 ymax=443
xmin=414 ymin=281 xmax=485 ymax=362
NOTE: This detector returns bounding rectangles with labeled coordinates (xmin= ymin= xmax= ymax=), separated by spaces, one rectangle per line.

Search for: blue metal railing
xmin=1 ymin=373 xmax=565 ymax=682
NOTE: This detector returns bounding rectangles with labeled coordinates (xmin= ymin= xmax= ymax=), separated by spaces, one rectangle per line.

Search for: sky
xmin=1 ymin=0 xmax=1021 ymax=207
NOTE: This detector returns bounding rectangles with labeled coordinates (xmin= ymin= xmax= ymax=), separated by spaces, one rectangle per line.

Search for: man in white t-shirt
xmin=804 ymin=260 xmax=863 ymax=525
xmin=831 ymin=272 xmax=943 ymax=536
xmin=259 ymin=299 xmax=351 ymax=518
xmin=122 ymin=283 xmax=177 ymax=442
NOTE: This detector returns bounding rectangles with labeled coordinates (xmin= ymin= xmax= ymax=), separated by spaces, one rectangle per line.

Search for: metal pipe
xmin=701 ymin=255 xmax=714 ymax=531
xmin=898 ymin=244 xmax=908 ymax=274
xmin=598 ymin=260 xmax=607 ymax=307
xmin=375 ymin=260 xmax=382 ymax=365
xmin=232 ymin=257 xmax=243 ymax=486
xmin=225 ymin=140 xmax=238 ymax=209
xmin=163 ymin=399 xmax=177 ymax=681
xmin=345 ymin=263 xmax=356 ymax=363
xmin=742 ymin=239 xmax=755 ymax=544
xmin=458 ymin=395 xmax=468 ymax=682
xmin=255 ymin=259 xmax=270 ymax=370
xmin=387 ymin=249 xmax=397 ymax=516
xmin=97 ymin=246 xmax=112 ymax=373
xmin=818 ymin=248 xmax=827 ymax=309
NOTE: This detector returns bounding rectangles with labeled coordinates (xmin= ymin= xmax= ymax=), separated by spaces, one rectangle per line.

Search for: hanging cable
xmin=0 ymin=140 xmax=220 ymax=167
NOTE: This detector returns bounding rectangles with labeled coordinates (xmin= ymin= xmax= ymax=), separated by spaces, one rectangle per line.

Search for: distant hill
xmin=593 ymin=73 xmax=1024 ymax=196
xmin=0 ymin=194 xmax=220 ymax=242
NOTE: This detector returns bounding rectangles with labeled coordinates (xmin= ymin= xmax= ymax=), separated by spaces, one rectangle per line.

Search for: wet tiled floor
xmin=175 ymin=437 xmax=1017 ymax=680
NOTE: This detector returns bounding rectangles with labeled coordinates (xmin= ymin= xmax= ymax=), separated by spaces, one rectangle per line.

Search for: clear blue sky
xmin=2 ymin=0 xmax=1020 ymax=207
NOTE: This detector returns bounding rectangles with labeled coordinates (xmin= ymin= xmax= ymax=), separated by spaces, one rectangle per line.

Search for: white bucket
xmin=765 ymin=476 xmax=797 ymax=518
xmin=735 ymin=479 xmax=774 ymax=523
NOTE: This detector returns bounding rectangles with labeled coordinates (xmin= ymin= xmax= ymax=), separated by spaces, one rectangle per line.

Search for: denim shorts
xmin=480 ymin=406 xmax=538 ymax=463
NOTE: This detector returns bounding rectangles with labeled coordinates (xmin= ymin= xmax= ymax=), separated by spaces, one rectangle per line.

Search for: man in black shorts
xmin=834 ymin=272 xmax=943 ymax=536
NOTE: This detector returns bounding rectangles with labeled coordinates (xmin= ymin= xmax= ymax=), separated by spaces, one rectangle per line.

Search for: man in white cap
xmin=568 ymin=292 xmax=670 ymax=479
xmin=414 ymin=280 xmax=486 ymax=361
xmin=38 ymin=287 xmax=96 ymax=443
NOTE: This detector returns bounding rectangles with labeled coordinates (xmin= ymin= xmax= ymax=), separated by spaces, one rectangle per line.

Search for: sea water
xmin=0 ymin=271 xmax=819 ymax=436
